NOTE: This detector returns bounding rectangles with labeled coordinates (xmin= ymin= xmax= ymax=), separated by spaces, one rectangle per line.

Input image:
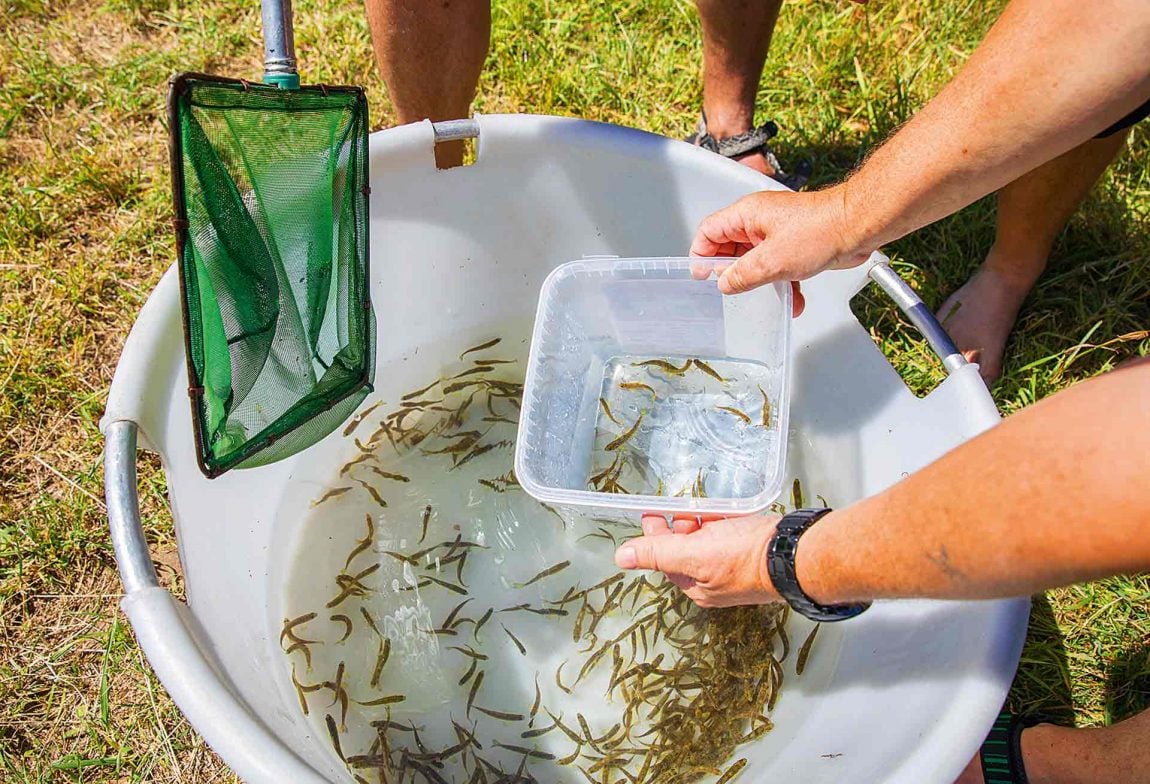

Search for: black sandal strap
xmin=691 ymin=113 xmax=779 ymax=159
xmin=685 ymin=112 xmax=812 ymax=190
xmin=981 ymin=711 xmax=1031 ymax=784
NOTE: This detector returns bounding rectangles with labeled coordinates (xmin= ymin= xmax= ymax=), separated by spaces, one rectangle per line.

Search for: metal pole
xmin=104 ymin=420 xmax=160 ymax=594
xmin=868 ymin=261 xmax=967 ymax=375
xmin=261 ymin=0 xmax=300 ymax=89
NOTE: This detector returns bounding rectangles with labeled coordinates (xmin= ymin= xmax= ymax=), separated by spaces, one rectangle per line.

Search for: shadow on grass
xmin=1105 ymin=644 xmax=1150 ymax=723
xmin=1008 ymin=595 xmax=1075 ymax=725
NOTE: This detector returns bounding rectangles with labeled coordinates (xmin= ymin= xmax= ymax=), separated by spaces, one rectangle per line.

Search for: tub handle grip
xmin=868 ymin=259 xmax=967 ymax=375
xmin=105 ymin=419 xmax=160 ymax=594
xmin=104 ymin=419 xmax=333 ymax=782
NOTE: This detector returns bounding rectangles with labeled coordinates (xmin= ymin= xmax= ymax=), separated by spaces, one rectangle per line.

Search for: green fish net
xmin=169 ymin=74 xmax=375 ymax=477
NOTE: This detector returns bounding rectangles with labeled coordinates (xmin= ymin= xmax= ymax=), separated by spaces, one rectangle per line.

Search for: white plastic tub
xmin=103 ymin=114 xmax=1027 ymax=784
xmin=516 ymin=256 xmax=792 ymax=514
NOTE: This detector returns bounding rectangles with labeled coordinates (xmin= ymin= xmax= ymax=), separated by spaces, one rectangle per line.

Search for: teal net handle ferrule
xmin=261 ymin=0 xmax=299 ymax=89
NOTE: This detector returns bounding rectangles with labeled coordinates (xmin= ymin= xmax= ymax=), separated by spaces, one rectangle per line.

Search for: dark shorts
xmin=1096 ymin=97 xmax=1150 ymax=138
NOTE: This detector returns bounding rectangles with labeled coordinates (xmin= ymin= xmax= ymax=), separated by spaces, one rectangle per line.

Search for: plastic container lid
xmin=515 ymin=257 xmax=792 ymax=515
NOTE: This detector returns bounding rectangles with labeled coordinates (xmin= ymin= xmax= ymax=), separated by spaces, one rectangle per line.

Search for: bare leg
xmin=696 ymin=0 xmax=784 ymax=176
xmin=937 ymin=131 xmax=1128 ymax=382
xmin=955 ymin=708 xmax=1150 ymax=784
xmin=364 ymin=0 xmax=490 ymax=168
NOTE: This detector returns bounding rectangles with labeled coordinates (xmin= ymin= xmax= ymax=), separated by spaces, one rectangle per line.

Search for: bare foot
xmin=937 ymin=255 xmax=1043 ymax=383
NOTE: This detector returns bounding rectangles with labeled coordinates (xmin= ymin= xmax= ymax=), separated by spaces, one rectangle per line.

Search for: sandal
xmin=981 ymin=710 xmax=1042 ymax=784
xmin=686 ymin=111 xmax=812 ymax=190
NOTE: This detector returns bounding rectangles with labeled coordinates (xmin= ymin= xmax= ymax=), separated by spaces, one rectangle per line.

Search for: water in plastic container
xmin=516 ymin=257 xmax=792 ymax=515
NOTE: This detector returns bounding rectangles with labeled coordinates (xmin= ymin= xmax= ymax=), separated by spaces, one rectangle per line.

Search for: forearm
xmin=838 ymin=0 xmax=1150 ymax=251
xmin=799 ymin=362 xmax=1150 ymax=603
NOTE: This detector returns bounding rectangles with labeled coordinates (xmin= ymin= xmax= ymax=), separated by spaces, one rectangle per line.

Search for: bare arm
xmin=615 ymin=361 xmax=1150 ymax=606
xmin=801 ymin=360 xmax=1150 ymax=603
xmin=690 ymin=0 xmax=1150 ymax=294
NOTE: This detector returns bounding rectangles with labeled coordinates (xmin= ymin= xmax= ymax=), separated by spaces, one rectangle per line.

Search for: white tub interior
xmin=104 ymin=114 xmax=1027 ymax=784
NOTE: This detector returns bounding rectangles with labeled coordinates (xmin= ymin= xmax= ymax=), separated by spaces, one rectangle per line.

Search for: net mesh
xmin=170 ymin=74 xmax=375 ymax=477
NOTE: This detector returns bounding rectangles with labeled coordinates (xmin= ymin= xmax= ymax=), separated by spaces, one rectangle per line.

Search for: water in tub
xmin=279 ymin=339 xmax=826 ymax=783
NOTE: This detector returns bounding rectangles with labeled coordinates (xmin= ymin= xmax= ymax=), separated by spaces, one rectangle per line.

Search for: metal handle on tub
xmin=868 ymin=260 xmax=967 ymax=374
xmin=105 ymin=420 xmax=159 ymax=594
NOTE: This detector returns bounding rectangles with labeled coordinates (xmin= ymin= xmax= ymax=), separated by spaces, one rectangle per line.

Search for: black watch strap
xmin=767 ymin=508 xmax=870 ymax=623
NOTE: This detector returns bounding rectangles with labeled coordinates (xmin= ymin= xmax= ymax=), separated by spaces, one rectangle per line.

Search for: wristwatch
xmin=767 ymin=508 xmax=870 ymax=622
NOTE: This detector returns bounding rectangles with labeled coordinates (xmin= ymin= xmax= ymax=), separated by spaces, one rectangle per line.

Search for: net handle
xmin=261 ymin=0 xmax=300 ymax=89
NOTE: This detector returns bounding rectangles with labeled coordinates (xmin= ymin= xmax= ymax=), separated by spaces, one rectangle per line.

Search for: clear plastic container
xmin=515 ymin=257 xmax=792 ymax=515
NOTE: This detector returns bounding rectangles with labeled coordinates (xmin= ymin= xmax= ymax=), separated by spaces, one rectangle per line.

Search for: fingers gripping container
xmin=515 ymin=257 xmax=792 ymax=515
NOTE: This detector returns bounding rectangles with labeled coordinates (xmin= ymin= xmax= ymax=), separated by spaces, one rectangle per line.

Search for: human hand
xmin=614 ymin=514 xmax=782 ymax=607
xmin=690 ymin=186 xmax=872 ymax=295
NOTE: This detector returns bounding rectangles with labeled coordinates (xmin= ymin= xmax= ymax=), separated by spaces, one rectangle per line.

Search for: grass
xmin=0 ymin=0 xmax=1146 ymax=780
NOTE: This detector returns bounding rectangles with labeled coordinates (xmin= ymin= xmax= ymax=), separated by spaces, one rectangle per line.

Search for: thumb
xmin=717 ymin=242 xmax=783 ymax=295
xmin=615 ymin=534 xmax=694 ymax=575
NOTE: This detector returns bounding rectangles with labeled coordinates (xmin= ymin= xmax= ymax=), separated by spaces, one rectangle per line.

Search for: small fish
xmin=291 ymin=665 xmax=322 ymax=716
xmin=419 ymin=504 xmax=432 ymax=544
xmin=796 ymin=624 xmax=820 ymax=675
xmin=369 ymin=467 xmax=410 ymax=483
xmin=451 ymin=365 xmax=491 ymax=380
xmin=633 ymin=358 xmax=691 ymax=375
xmin=447 ymin=645 xmax=489 ymax=661
xmin=493 ymin=742 xmax=555 ymax=761
xmin=370 ymin=638 xmax=390 ymax=687
xmin=311 ymin=486 xmax=352 ymax=507
xmin=280 ymin=613 xmax=319 ymax=648
xmin=339 ymin=452 xmax=373 ymax=475
xmin=792 ymin=478 xmax=805 ymax=510
xmin=325 ymin=563 xmax=380 ymax=609
xmin=529 ymin=674 xmax=542 ymax=724
xmin=778 ymin=620 xmax=791 ymax=663
xmin=458 ymin=657 xmax=478 ymax=686
xmin=330 ymin=614 xmax=353 ymax=644
xmin=598 ymin=396 xmax=621 ymax=425
xmin=514 ymin=560 xmax=572 ymax=589
xmin=692 ymin=468 xmax=707 ymax=499
xmin=758 ymin=384 xmax=772 ymax=428
xmin=343 ymin=514 xmax=374 ymax=571
xmin=521 ymin=723 xmax=555 ymax=740
xmin=466 ymin=670 xmax=485 ymax=717
xmin=474 ymin=706 xmax=524 ymax=722
xmin=401 ymin=379 xmax=441 ymax=401
xmin=555 ymin=659 xmax=573 ymax=695
xmin=619 ymin=381 xmax=656 ymax=399
xmin=443 ymin=379 xmax=485 ymax=395
xmin=473 ymin=608 xmax=494 ymax=640
xmin=325 ymin=714 xmax=344 ymax=761
xmin=359 ymin=607 xmax=382 ymax=638
xmin=605 ymin=412 xmax=645 ymax=451
xmin=353 ymin=694 xmax=406 ymax=706
xmin=443 ymin=598 xmax=475 ymax=629
xmin=716 ymin=405 xmax=752 ymax=424
xmin=481 ymin=415 xmax=518 ymax=425
xmin=342 ymin=401 xmax=384 ymax=436
xmin=691 ymin=358 xmax=726 ymax=382
xmin=715 ymin=759 xmax=749 ymax=783
xmin=501 ymin=624 xmax=527 ymax=656
xmin=355 ymin=479 xmax=388 ymax=508
xmin=459 ymin=337 xmax=501 ymax=360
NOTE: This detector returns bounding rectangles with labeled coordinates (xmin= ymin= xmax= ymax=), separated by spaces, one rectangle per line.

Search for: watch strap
xmin=767 ymin=508 xmax=870 ymax=622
